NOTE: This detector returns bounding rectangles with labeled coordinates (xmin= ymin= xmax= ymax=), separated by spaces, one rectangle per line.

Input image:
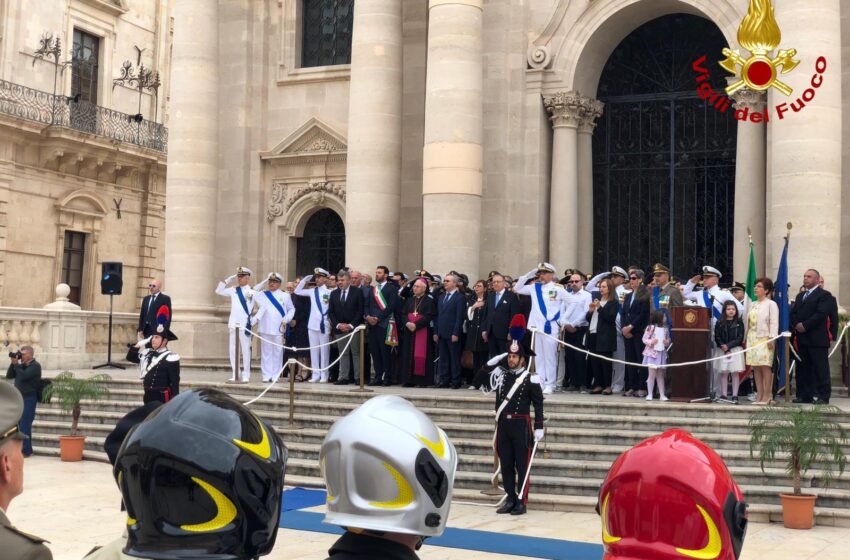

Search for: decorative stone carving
xmin=544 ymin=91 xmax=604 ymax=130
xmin=527 ymin=44 xmax=552 ymax=70
xmin=266 ymin=181 xmax=346 ymax=221
xmin=728 ymin=85 xmax=766 ymax=111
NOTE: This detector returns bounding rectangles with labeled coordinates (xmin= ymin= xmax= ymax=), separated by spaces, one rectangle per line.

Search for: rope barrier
xmin=238 ymin=324 xmax=365 ymax=351
xmin=531 ymin=327 xmax=790 ymax=369
xmin=828 ymin=323 xmax=850 ymax=359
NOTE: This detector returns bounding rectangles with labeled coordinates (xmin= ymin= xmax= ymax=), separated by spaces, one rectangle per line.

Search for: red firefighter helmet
xmin=598 ymin=429 xmax=747 ymax=560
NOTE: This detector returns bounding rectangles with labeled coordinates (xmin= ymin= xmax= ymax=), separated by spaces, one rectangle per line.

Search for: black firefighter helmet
xmin=114 ymin=388 xmax=288 ymax=559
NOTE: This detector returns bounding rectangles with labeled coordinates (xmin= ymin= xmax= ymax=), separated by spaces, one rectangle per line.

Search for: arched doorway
xmin=296 ymin=208 xmax=345 ymax=276
xmin=592 ymin=13 xmax=736 ymax=277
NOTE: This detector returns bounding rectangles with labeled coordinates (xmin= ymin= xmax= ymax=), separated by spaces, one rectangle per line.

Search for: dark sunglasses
xmin=629 ymin=276 xmax=638 ymax=280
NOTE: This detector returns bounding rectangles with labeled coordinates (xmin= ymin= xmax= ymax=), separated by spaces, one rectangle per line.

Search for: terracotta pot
xmin=59 ymin=435 xmax=86 ymax=462
xmin=780 ymin=493 xmax=816 ymax=529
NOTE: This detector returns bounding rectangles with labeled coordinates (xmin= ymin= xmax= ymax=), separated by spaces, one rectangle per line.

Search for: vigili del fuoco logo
xmin=691 ymin=0 xmax=827 ymax=123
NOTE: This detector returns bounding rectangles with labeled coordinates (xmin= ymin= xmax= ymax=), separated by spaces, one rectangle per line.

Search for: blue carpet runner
xmin=281 ymin=488 xmax=604 ymax=560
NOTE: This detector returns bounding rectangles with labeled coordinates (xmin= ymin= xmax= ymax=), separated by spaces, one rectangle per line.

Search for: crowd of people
xmin=203 ymin=260 xmax=840 ymax=405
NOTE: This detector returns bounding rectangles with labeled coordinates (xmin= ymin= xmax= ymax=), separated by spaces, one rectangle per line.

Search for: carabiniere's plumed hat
xmin=154 ymin=305 xmax=178 ymax=341
xmin=507 ymin=314 xmax=535 ymax=358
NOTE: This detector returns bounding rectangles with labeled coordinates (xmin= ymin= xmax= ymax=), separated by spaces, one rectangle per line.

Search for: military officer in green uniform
xmin=0 ymin=381 xmax=52 ymax=559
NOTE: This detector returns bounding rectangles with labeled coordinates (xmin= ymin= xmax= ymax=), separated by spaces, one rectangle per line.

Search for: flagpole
xmin=785 ymin=222 xmax=792 ymax=404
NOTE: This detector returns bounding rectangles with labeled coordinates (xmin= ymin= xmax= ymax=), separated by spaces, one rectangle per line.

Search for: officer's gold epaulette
xmin=4 ymin=523 xmax=50 ymax=544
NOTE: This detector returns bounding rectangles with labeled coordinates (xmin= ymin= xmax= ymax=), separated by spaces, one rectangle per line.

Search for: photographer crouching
xmin=5 ymin=346 xmax=41 ymax=457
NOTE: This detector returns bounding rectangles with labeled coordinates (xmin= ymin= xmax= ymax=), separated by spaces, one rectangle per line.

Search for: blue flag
xmin=774 ymin=235 xmax=790 ymax=391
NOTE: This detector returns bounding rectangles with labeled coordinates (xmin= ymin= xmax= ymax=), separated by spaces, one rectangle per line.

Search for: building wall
xmin=0 ymin=0 xmax=170 ymax=312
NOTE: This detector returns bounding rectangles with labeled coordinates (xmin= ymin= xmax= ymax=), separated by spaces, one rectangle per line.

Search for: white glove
xmin=487 ymin=352 xmax=508 ymax=367
xmin=534 ymin=429 xmax=544 ymax=442
xmin=304 ymin=274 xmax=314 ymax=282
xmin=225 ymin=274 xmax=237 ymax=284
xmin=525 ymin=268 xmax=538 ymax=279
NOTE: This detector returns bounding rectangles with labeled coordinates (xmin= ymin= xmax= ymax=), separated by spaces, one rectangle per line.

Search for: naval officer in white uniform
xmin=295 ymin=268 xmax=333 ymax=383
xmin=513 ymin=262 xmax=569 ymax=394
xmin=216 ymin=266 xmax=255 ymax=383
xmin=252 ymin=272 xmax=295 ymax=383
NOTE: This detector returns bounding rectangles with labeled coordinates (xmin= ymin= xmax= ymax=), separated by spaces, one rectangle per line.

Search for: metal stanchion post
xmin=287 ymin=359 xmax=296 ymax=427
xmin=350 ymin=327 xmax=373 ymax=393
xmin=785 ymin=335 xmax=791 ymax=403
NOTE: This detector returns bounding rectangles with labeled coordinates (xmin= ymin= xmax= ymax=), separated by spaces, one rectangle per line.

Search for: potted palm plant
xmin=749 ymin=404 xmax=848 ymax=529
xmin=43 ymin=372 xmax=111 ymax=462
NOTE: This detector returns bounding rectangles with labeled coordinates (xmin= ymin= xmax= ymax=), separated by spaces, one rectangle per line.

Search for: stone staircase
xmin=31 ymin=379 xmax=850 ymax=527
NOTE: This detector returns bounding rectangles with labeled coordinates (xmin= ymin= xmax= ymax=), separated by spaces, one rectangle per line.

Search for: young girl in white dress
xmin=642 ymin=310 xmax=670 ymax=401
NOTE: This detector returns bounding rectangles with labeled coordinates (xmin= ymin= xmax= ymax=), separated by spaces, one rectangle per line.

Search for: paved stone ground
xmin=10 ymin=456 xmax=850 ymax=560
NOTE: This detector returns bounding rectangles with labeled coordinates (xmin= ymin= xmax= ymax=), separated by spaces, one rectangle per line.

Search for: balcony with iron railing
xmin=0 ymin=79 xmax=167 ymax=153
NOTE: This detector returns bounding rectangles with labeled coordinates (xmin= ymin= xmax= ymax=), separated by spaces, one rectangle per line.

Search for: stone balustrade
xmin=0 ymin=284 xmax=138 ymax=369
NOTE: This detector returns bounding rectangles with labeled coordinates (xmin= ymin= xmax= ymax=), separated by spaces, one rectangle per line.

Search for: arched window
xmin=301 ymin=0 xmax=353 ymax=68
xmin=592 ymin=14 xmax=736 ymax=277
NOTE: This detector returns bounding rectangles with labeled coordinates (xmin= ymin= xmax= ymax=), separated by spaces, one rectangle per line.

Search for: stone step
xmin=74 ymin=378 xmax=850 ymax=422
xmin=278 ymin=440 xmax=850 ymax=492
xmin=281 ymin=457 xmax=850 ymax=509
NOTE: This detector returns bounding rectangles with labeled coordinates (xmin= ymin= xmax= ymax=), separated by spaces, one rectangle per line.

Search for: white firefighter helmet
xmin=320 ymin=395 xmax=458 ymax=537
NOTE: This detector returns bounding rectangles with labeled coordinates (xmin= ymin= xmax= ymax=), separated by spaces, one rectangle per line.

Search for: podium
xmin=668 ymin=307 xmax=711 ymax=401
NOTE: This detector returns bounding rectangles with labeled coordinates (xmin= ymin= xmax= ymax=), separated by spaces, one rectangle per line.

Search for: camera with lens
xmin=8 ymin=351 xmax=22 ymax=360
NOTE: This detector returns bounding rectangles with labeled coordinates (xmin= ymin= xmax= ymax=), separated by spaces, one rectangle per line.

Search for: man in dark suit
xmin=434 ymin=273 xmax=466 ymax=389
xmin=482 ymin=274 xmax=521 ymax=358
xmin=790 ymin=269 xmax=833 ymax=404
xmin=620 ymin=270 xmax=650 ymax=397
xmin=137 ymin=279 xmax=172 ymax=338
xmin=328 ymin=271 xmax=364 ymax=385
xmin=791 ymin=269 xmax=834 ymax=404
xmin=364 ymin=266 xmax=399 ymax=386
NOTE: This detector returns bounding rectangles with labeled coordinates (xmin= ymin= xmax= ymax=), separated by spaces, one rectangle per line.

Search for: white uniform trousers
xmin=612 ymin=333 xmax=626 ymax=391
xmin=229 ymin=329 xmax=252 ymax=382
xmin=534 ymin=333 xmax=559 ymax=391
xmin=259 ymin=333 xmax=284 ymax=381
xmin=308 ymin=328 xmax=331 ymax=382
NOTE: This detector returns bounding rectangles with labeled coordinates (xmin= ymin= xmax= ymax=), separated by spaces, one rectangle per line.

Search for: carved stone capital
xmin=544 ymin=91 xmax=584 ymax=128
xmin=266 ymin=181 xmax=346 ymax=222
xmin=578 ymin=99 xmax=605 ymax=134
xmin=727 ymin=79 xmax=766 ymax=111
xmin=544 ymin=91 xmax=604 ymax=131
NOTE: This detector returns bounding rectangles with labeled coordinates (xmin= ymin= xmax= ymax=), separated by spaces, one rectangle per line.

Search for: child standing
xmin=642 ymin=310 xmax=670 ymax=401
xmin=713 ymin=300 xmax=746 ymax=403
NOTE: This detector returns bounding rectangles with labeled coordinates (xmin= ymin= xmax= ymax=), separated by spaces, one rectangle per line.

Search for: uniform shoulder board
xmin=530 ymin=374 xmax=540 ymax=384
xmin=165 ymin=353 xmax=181 ymax=362
xmin=4 ymin=523 xmax=49 ymax=544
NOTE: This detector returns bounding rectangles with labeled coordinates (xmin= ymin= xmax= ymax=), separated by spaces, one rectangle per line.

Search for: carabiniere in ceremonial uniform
xmin=486 ymin=314 xmax=545 ymax=516
xmin=136 ymin=306 xmax=180 ymax=404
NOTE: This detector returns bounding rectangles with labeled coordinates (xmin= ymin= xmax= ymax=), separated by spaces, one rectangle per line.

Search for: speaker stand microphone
xmin=94 ymin=293 xmax=125 ymax=370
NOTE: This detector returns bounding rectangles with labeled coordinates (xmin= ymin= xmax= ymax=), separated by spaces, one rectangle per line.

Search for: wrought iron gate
xmin=592 ymin=14 xmax=737 ymax=278
xmin=296 ymin=208 xmax=345 ymax=276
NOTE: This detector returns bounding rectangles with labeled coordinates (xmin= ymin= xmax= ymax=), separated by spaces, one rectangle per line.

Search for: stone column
xmin=0 ymin=140 xmax=11 ymax=306
xmin=769 ymin=0 xmax=842 ymax=301
xmin=422 ymin=0 xmax=483 ymax=278
xmin=344 ymin=0 xmax=403 ymax=271
xmin=163 ymin=0 xmax=220 ymax=355
xmin=543 ymin=91 xmax=583 ymax=270
xmin=576 ymin=99 xmax=604 ymax=274
xmin=730 ymin=89 xmax=766 ymax=281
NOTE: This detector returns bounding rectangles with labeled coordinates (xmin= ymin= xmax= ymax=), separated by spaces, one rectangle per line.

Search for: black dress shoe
xmin=402 ymin=382 xmax=414 ymax=387
xmin=382 ymin=380 xmax=392 ymax=387
xmin=437 ymin=383 xmax=450 ymax=389
xmin=367 ymin=380 xmax=381 ymax=387
xmin=334 ymin=379 xmax=350 ymax=385
xmin=450 ymin=384 xmax=461 ymax=390
xmin=792 ymin=397 xmax=813 ymax=404
xmin=496 ymin=500 xmax=516 ymax=514
xmin=510 ymin=502 xmax=527 ymax=515
xmin=814 ymin=398 xmax=829 ymax=405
